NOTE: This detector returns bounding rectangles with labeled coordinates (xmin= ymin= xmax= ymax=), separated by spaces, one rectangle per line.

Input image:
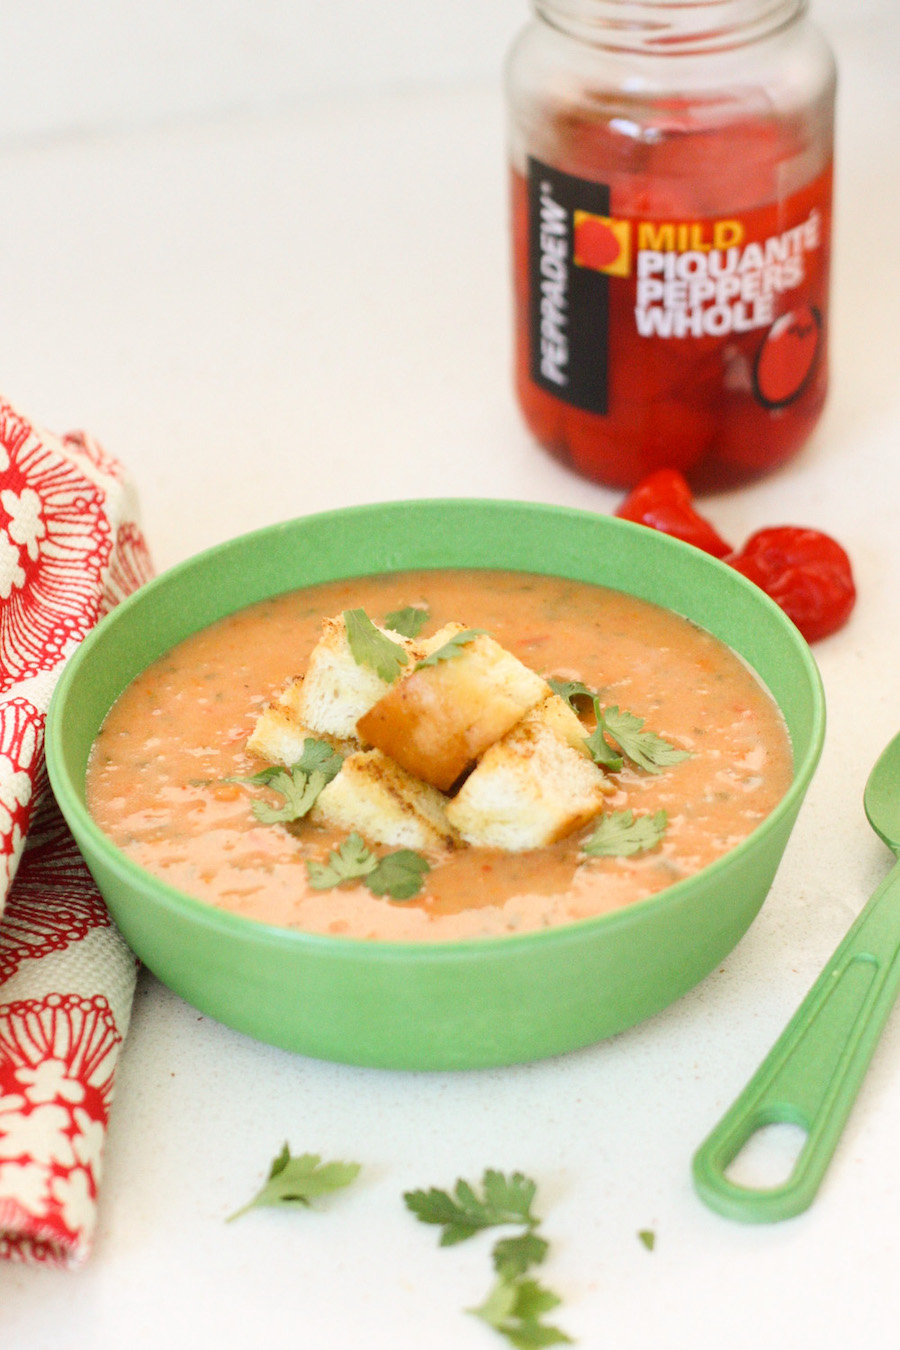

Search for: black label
xmin=527 ymin=158 xmax=610 ymax=415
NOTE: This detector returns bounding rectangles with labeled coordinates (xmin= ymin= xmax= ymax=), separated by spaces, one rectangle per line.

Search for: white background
xmin=2 ymin=1 xmax=900 ymax=1346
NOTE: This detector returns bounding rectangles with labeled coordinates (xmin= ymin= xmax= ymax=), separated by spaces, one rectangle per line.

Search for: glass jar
xmin=506 ymin=0 xmax=836 ymax=490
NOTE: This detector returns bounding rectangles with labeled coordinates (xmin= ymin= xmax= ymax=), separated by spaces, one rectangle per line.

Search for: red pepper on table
xmin=726 ymin=526 xmax=856 ymax=643
xmin=614 ymin=471 xmax=856 ymax=642
xmin=614 ymin=469 xmax=733 ymax=559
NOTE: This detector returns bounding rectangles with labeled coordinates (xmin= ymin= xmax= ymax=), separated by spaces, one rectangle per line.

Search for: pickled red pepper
xmin=506 ymin=1 xmax=837 ymax=490
xmin=616 ymin=469 xmax=856 ymax=641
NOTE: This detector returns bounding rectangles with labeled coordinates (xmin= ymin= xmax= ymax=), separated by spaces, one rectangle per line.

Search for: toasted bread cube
xmin=445 ymin=696 xmax=612 ymax=851
xmin=246 ymin=676 xmax=353 ymax=766
xmin=294 ymin=614 xmax=424 ymax=742
xmin=532 ymin=691 xmax=598 ymax=757
xmin=246 ymin=677 xmax=314 ymax=766
xmin=356 ymin=625 xmax=548 ymax=791
xmin=312 ymin=749 xmax=457 ymax=851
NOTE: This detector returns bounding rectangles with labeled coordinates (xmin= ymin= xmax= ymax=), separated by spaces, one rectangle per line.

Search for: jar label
xmin=527 ymin=160 xmax=612 ymax=413
xmin=526 ymin=156 xmax=831 ymax=416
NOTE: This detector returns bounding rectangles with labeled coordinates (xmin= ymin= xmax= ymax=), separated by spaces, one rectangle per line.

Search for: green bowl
xmin=46 ymin=499 xmax=825 ymax=1070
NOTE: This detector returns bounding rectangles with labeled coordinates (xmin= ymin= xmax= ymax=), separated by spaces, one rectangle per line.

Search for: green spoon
xmin=693 ymin=731 xmax=900 ymax=1222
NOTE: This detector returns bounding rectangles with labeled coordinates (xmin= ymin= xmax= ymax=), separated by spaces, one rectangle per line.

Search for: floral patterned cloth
xmin=0 ymin=397 xmax=152 ymax=1266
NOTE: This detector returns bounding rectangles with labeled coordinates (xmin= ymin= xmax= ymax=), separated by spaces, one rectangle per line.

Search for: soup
xmin=86 ymin=569 xmax=793 ymax=941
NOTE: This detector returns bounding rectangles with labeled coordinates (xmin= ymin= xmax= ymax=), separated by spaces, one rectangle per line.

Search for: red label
xmin=513 ymin=160 xmax=833 ymax=489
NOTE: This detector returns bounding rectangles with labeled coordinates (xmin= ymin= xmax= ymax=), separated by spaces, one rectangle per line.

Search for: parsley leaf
xmin=548 ymin=679 xmax=689 ymax=774
xmin=307 ymin=833 xmax=430 ymax=901
xmin=582 ymin=808 xmax=668 ymax=858
xmin=482 ymin=1170 xmax=540 ymax=1228
xmin=638 ymin=1229 xmax=656 ymax=1251
xmin=294 ymin=737 xmax=344 ymax=782
xmin=406 ymin=1169 xmax=570 ymax=1349
xmin=404 ymin=1169 xmax=540 ymax=1246
xmin=251 ymin=768 xmax=328 ymax=825
xmin=239 ymin=764 xmax=286 ymax=786
xmin=581 ymin=719 xmax=624 ymax=773
xmin=366 ymin=849 xmax=431 ymax=900
xmin=344 ymin=608 xmax=409 ymax=683
xmin=493 ymin=1232 xmax=550 ymax=1280
xmin=470 ymin=1276 xmax=573 ymax=1348
xmin=307 ymin=832 xmax=379 ymax=888
xmin=547 ymin=678 xmax=595 ymax=710
xmin=600 ymin=706 xmax=692 ymax=774
xmin=227 ymin=1144 xmax=361 ymax=1221
xmin=414 ymin=628 xmax=485 ymax=671
xmin=383 ymin=604 xmax=430 ymax=637
xmin=549 ymin=678 xmax=623 ymax=770
xmin=237 ymin=738 xmax=343 ymax=790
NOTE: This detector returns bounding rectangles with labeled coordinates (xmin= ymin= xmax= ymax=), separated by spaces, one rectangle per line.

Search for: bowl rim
xmin=46 ymin=496 xmax=826 ymax=960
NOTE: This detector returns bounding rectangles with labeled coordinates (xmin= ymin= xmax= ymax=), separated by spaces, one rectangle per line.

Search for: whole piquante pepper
xmin=727 ymin=526 xmax=856 ymax=643
xmin=615 ymin=469 xmax=732 ymax=559
xmin=614 ymin=471 xmax=856 ymax=642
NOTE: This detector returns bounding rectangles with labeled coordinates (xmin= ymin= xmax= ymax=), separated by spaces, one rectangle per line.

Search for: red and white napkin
xmin=0 ymin=397 xmax=153 ymax=1266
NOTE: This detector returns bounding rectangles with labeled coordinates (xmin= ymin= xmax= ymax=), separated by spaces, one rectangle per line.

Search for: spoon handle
xmin=692 ymin=861 xmax=900 ymax=1222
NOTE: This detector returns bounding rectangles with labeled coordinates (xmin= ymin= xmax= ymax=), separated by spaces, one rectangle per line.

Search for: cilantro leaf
xmin=294 ymin=737 xmax=344 ymax=783
xmin=600 ymin=706 xmax=691 ymax=774
xmin=638 ymin=1229 xmax=656 ymax=1251
xmin=404 ymin=1185 xmax=478 ymax=1242
xmin=482 ymin=1170 xmax=539 ymax=1227
xmin=549 ymin=679 xmax=689 ymax=774
xmin=414 ymin=628 xmax=485 ymax=671
xmin=344 ymin=608 xmax=409 ymax=683
xmin=239 ymin=764 xmax=289 ymax=786
xmin=366 ymin=849 xmax=430 ymax=901
xmin=547 ymin=678 xmax=596 ymax=710
xmin=307 ymin=834 xmax=430 ymax=901
xmin=227 ymin=1144 xmax=361 ymax=1221
xmin=405 ymin=1169 xmax=569 ymax=1348
xmin=251 ymin=768 xmax=328 ymax=825
xmin=404 ymin=1170 xmax=540 ymax=1246
xmin=471 ymin=1279 xmax=519 ymax=1332
xmin=581 ymin=719 xmax=625 ymax=773
xmin=470 ymin=1276 xmax=573 ymax=1348
xmin=548 ymin=679 xmax=623 ymax=770
xmin=383 ymin=604 xmax=430 ymax=638
xmin=235 ymin=738 xmax=342 ymax=795
xmin=582 ymin=808 xmax=668 ymax=858
xmin=307 ymin=832 xmax=379 ymax=888
xmin=493 ymin=1232 xmax=549 ymax=1280
xmin=507 ymin=1278 xmax=562 ymax=1322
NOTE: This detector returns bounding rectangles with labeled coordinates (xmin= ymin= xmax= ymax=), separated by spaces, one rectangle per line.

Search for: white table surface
xmin=3 ymin=13 xmax=900 ymax=1348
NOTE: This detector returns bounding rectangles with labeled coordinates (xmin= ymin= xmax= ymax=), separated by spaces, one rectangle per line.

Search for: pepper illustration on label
xmin=754 ymin=305 xmax=822 ymax=408
xmin=573 ymin=213 xmax=631 ymax=275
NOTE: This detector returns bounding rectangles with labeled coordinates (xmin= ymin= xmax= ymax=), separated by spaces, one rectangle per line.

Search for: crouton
xmin=246 ymin=675 xmax=354 ymax=767
xmin=312 ymin=749 xmax=458 ymax=851
xmin=531 ymin=690 xmax=598 ymax=757
xmin=293 ymin=614 xmax=424 ymax=742
xmin=246 ymin=677 xmax=314 ymax=766
xmin=445 ymin=695 xmax=613 ymax=851
xmin=356 ymin=624 xmax=549 ymax=791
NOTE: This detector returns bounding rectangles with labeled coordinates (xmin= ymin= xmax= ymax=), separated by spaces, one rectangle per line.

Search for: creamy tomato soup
xmin=86 ymin=569 xmax=793 ymax=941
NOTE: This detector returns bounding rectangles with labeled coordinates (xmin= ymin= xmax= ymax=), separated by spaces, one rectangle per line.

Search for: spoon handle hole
xmin=724 ymin=1119 xmax=809 ymax=1192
